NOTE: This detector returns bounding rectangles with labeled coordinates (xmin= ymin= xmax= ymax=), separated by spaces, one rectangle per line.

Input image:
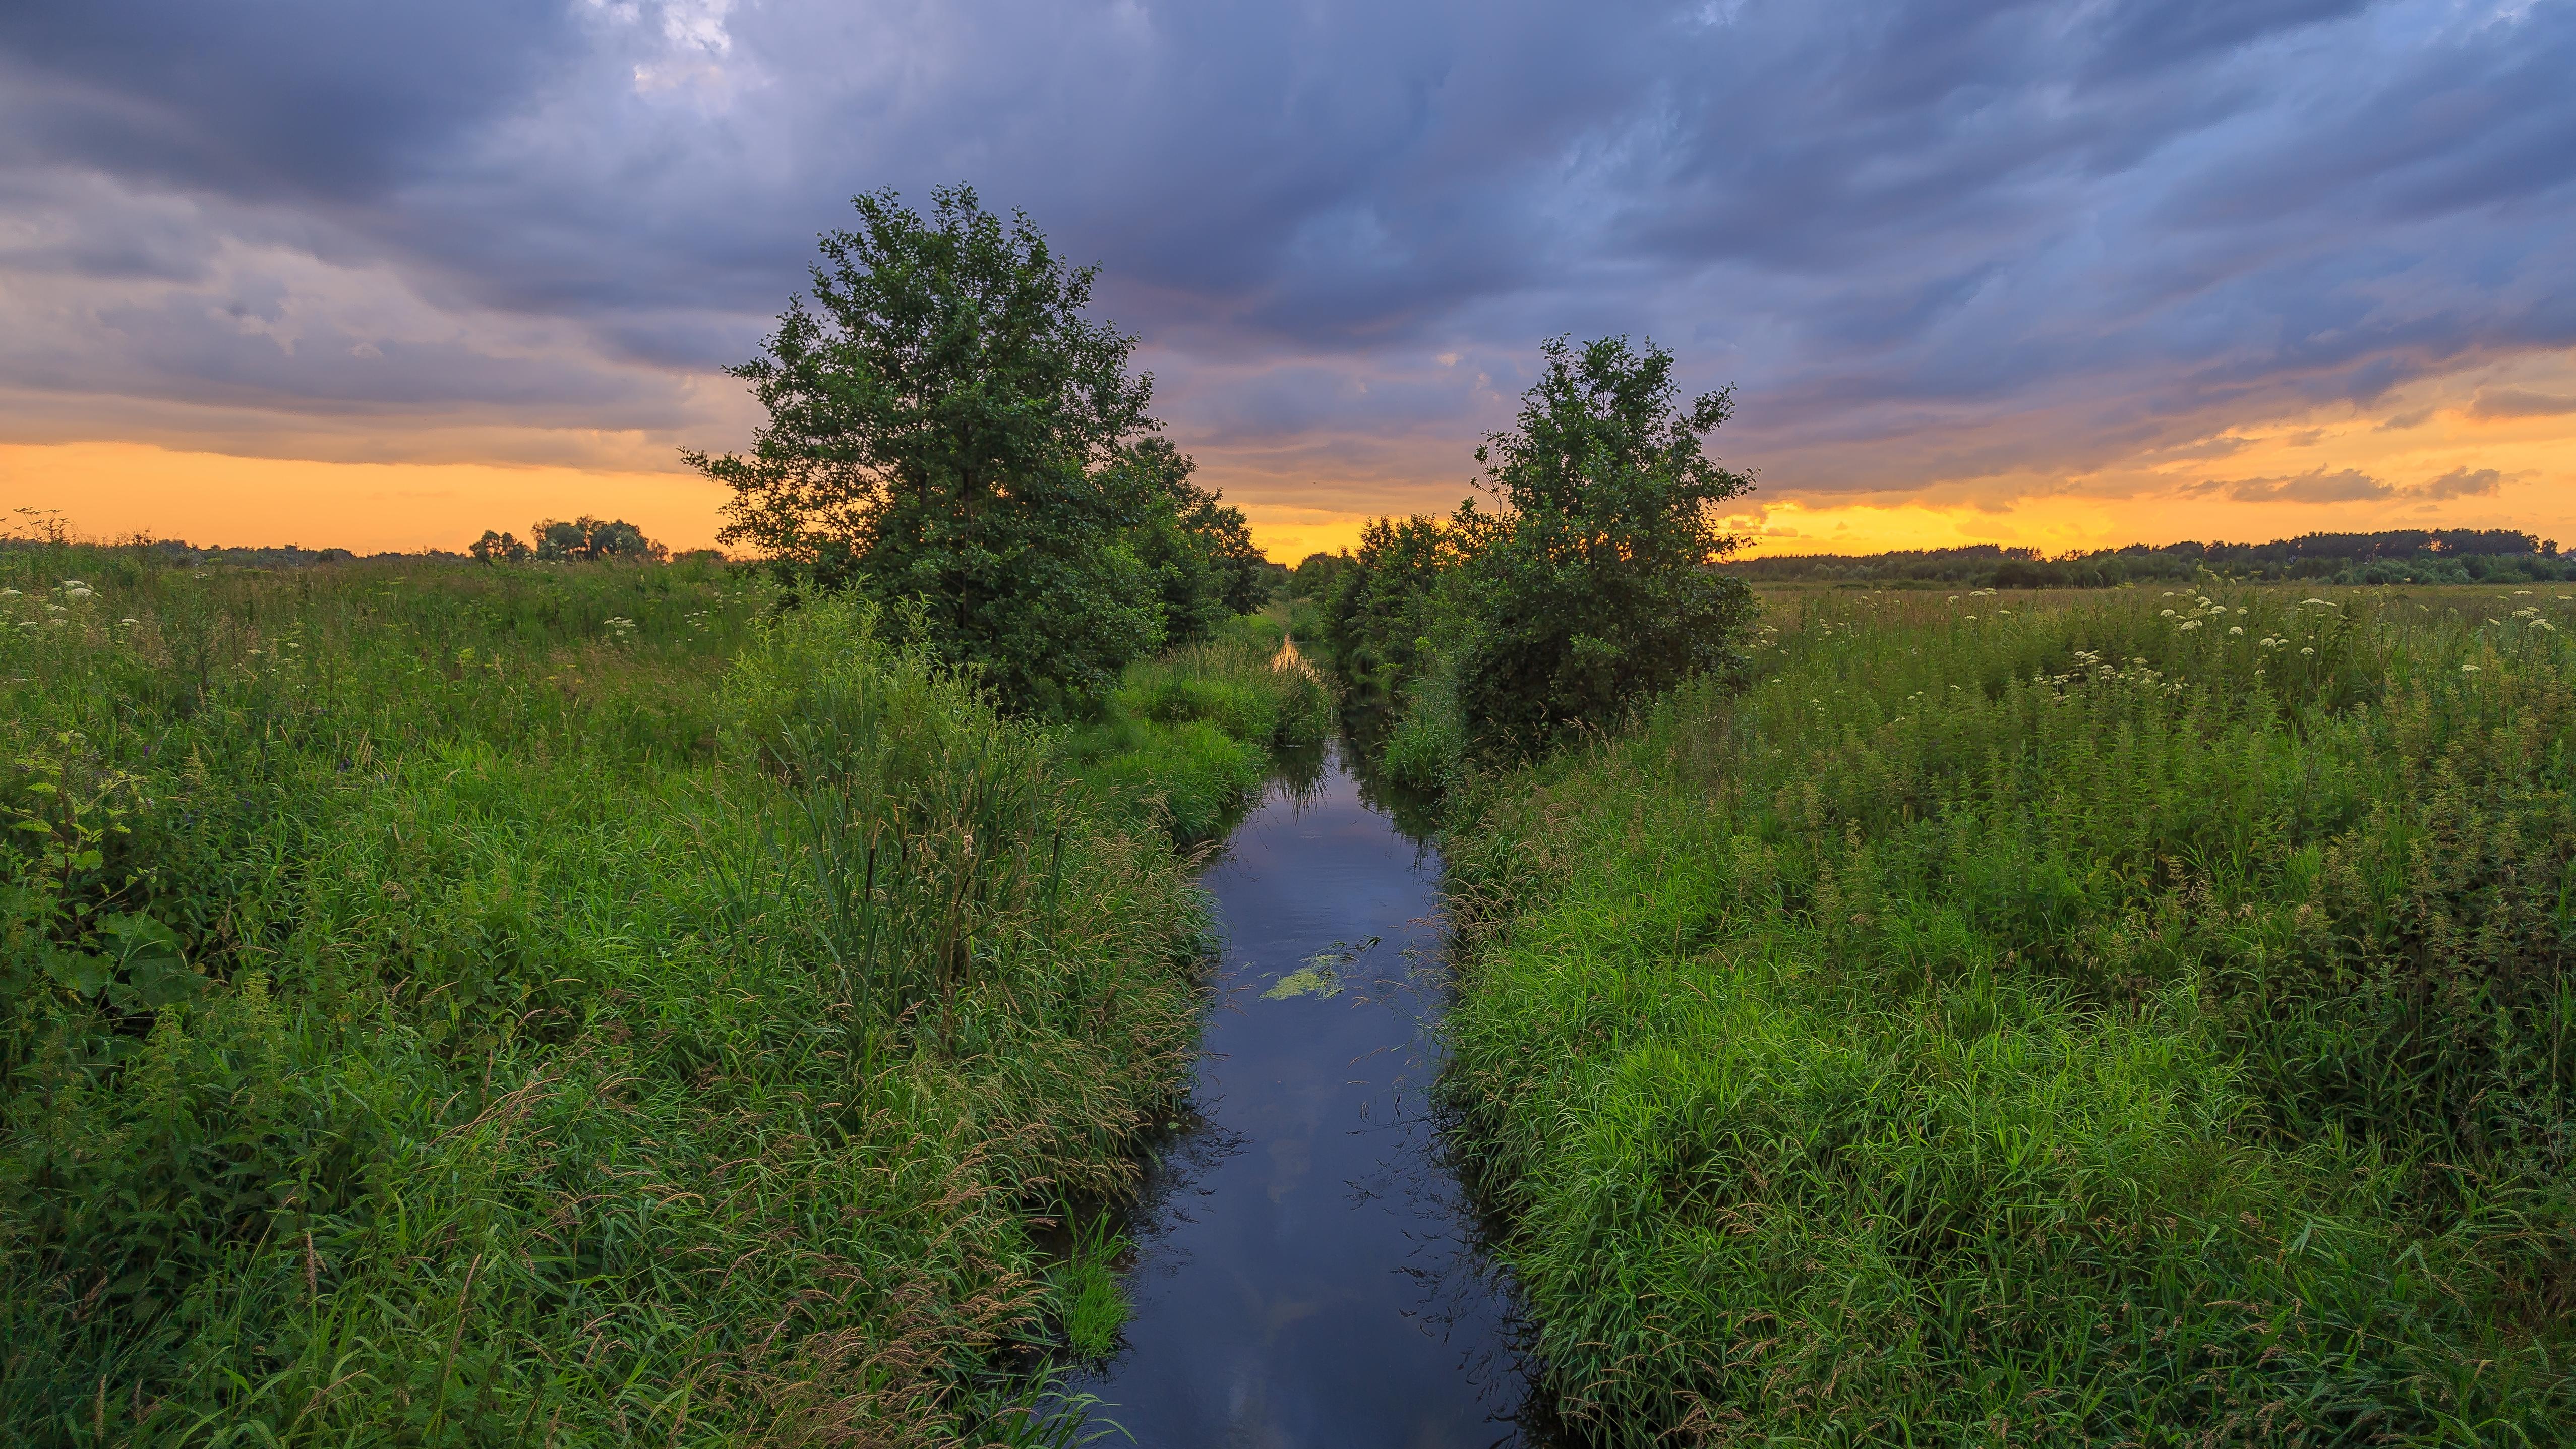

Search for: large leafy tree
xmin=686 ymin=185 xmax=1172 ymax=714
xmin=1453 ymin=334 xmax=1758 ymax=748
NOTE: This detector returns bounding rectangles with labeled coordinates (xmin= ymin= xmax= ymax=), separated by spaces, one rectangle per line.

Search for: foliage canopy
xmin=1452 ymin=334 xmax=1757 ymax=747
xmin=688 ymin=185 xmax=1255 ymax=713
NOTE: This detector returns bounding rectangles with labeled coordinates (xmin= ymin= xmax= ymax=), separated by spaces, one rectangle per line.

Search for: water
xmin=1075 ymin=742 xmax=1536 ymax=1447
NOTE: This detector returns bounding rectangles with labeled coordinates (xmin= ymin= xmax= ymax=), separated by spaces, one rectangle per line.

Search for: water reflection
xmin=1073 ymin=741 xmax=1540 ymax=1447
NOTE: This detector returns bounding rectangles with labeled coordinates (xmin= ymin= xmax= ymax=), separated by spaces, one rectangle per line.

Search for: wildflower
xmin=2300 ymin=647 xmax=2315 ymax=655
xmin=2228 ymin=625 xmax=2244 ymax=636
xmin=119 ymin=617 xmax=139 ymax=626
xmin=64 ymin=586 xmax=95 ymax=600
xmin=0 ymin=588 xmax=17 ymax=597
xmin=2462 ymin=663 xmax=2480 ymax=673
xmin=2160 ymin=609 xmax=2176 ymax=617
xmin=59 ymin=579 xmax=85 ymax=589
xmin=15 ymin=621 xmax=34 ymax=630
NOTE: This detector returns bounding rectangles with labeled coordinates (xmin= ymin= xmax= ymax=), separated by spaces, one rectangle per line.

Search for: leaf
xmin=43 ymin=949 xmax=116 ymax=996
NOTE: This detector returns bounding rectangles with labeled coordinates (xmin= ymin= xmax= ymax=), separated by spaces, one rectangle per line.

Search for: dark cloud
xmin=0 ymin=0 xmax=2569 ymax=499
xmin=2196 ymin=462 xmax=2507 ymax=506
xmin=2196 ymin=467 xmax=2392 ymax=503
xmin=2470 ymin=388 xmax=2576 ymax=418
xmin=2418 ymin=465 xmax=2502 ymax=499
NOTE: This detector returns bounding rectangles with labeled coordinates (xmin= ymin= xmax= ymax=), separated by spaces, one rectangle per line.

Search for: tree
xmin=1114 ymin=437 xmax=1272 ymax=647
xmin=1322 ymin=514 xmax=1456 ymax=703
xmin=528 ymin=517 xmax=666 ymax=562
xmin=684 ymin=185 xmax=1171 ymax=714
xmin=1452 ymin=334 xmax=1757 ymax=749
xmin=470 ymin=529 xmax=530 ymax=564
xmin=1289 ymin=551 xmax=1353 ymax=601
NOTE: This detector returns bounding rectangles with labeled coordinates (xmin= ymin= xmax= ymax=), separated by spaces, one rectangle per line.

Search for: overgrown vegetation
xmin=686 ymin=186 xmax=1267 ymax=716
xmin=1315 ymin=334 xmax=1759 ymax=778
xmin=1441 ymin=585 xmax=2576 ymax=1444
xmin=0 ymin=541 xmax=1288 ymax=1445
xmin=1058 ymin=617 xmax=1331 ymax=845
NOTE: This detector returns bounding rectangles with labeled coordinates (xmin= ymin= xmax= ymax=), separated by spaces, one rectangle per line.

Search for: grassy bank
xmin=0 ymin=546 xmax=1258 ymax=1445
xmin=1444 ymin=585 xmax=2576 ymax=1444
xmin=1057 ymin=616 xmax=1330 ymax=845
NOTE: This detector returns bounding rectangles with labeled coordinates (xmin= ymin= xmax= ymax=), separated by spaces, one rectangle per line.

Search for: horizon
xmin=5 ymin=3 xmax=2571 ymax=562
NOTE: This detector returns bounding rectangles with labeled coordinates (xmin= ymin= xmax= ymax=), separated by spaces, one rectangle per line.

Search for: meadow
xmin=0 ymin=541 xmax=1315 ymax=1446
xmin=1441 ymin=583 xmax=2576 ymax=1445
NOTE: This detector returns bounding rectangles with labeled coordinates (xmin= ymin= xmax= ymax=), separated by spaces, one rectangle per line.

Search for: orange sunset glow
xmin=14 ymin=351 xmax=2569 ymax=563
xmin=5 ymin=0 xmax=2570 ymax=564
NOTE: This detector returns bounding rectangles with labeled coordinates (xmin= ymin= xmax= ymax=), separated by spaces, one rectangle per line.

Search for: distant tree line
xmin=687 ymin=185 xmax=1270 ymax=717
xmin=1733 ymin=529 xmax=2570 ymax=588
xmin=471 ymin=516 xmax=668 ymax=564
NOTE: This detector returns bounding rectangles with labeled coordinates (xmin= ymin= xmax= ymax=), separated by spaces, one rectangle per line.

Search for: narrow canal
xmin=1074 ymin=741 xmax=1539 ymax=1447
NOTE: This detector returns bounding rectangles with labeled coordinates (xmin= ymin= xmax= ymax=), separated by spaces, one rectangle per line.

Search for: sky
xmin=2 ymin=0 xmax=2571 ymax=562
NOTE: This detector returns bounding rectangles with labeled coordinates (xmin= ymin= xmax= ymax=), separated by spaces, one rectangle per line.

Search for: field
xmin=0 ymin=542 xmax=1313 ymax=1446
xmin=1442 ymin=583 xmax=2576 ymax=1445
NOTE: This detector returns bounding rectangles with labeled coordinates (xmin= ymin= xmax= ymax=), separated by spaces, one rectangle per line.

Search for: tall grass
xmin=1 ymin=547 xmax=1211 ymax=1445
xmin=1444 ymin=584 xmax=2576 ymax=1444
xmin=1056 ymin=631 xmax=1330 ymax=845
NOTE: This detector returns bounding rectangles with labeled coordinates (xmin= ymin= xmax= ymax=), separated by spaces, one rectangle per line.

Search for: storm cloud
xmin=3 ymin=0 xmax=2570 ymax=517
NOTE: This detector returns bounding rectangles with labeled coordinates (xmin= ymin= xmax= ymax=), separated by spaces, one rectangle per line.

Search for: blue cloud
xmin=1 ymin=0 xmax=2569 ymax=504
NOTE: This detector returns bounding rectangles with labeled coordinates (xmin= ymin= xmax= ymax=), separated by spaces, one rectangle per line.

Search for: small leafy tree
xmin=1453 ymin=334 xmax=1757 ymax=749
xmin=470 ymin=529 xmax=530 ymax=564
xmin=1120 ymin=438 xmax=1272 ymax=646
xmin=685 ymin=186 xmax=1173 ymax=714
xmin=1322 ymin=514 xmax=1456 ymax=703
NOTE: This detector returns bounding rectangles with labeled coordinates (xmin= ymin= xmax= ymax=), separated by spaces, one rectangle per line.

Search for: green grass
xmin=0 ymin=545 xmax=1222 ymax=1446
xmin=1057 ymin=631 xmax=1330 ymax=845
xmin=1048 ymin=1218 xmax=1132 ymax=1362
xmin=1444 ymin=584 xmax=2576 ymax=1445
